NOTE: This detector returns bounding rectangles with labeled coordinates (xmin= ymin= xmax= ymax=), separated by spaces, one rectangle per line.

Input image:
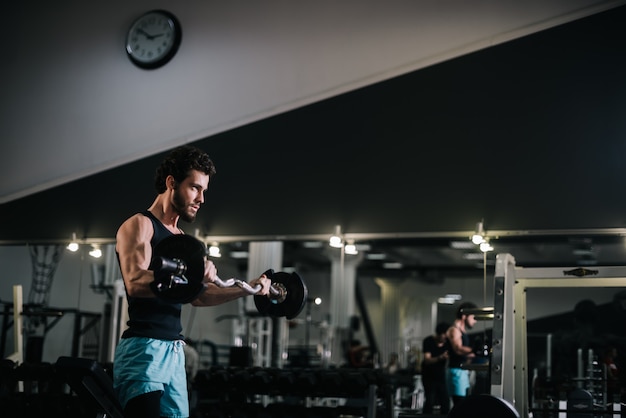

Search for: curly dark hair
xmin=154 ymin=145 xmax=216 ymax=193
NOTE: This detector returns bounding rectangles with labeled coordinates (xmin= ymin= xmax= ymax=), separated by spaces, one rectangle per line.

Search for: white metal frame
xmin=490 ymin=253 xmax=626 ymax=417
xmin=249 ymin=316 xmax=273 ymax=367
xmin=7 ymin=285 xmax=24 ymax=364
xmin=102 ymin=279 xmax=127 ymax=363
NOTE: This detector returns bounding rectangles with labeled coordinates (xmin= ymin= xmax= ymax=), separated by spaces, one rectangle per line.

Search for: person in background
xmin=421 ymin=322 xmax=450 ymax=415
xmin=347 ymin=339 xmax=373 ymax=368
xmin=114 ymin=145 xmax=271 ymax=418
xmin=384 ymin=352 xmax=400 ymax=374
xmin=446 ymin=302 xmax=477 ymax=407
xmin=602 ymin=345 xmax=620 ymax=401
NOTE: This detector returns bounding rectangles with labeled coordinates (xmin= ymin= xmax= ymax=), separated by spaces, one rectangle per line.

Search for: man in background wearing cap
xmin=446 ymin=302 xmax=477 ymax=407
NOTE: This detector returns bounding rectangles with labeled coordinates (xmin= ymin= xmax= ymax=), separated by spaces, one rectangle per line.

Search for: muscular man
xmin=446 ymin=302 xmax=477 ymax=407
xmin=114 ymin=145 xmax=271 ymax=418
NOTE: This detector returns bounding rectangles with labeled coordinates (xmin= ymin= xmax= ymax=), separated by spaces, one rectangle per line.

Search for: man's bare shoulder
xmin=447 ymin=325 xmax=461 ymax=338
xmin=117 ymin=213 xmax=152 ymax=237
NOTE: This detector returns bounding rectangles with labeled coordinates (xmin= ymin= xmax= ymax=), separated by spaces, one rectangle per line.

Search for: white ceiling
xmin=2 ymin=0 xmax=624 ymax=204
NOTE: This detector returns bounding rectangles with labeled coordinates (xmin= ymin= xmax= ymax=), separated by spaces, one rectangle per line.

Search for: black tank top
xmin=447 ymin=326 xmax=470 ymax=368
xmin=120 ymin=210 xmax=183 ymax=340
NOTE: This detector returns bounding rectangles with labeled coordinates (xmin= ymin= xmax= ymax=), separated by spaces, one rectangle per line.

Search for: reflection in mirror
xmin=526 ymin=287 xmax=626 ymax=412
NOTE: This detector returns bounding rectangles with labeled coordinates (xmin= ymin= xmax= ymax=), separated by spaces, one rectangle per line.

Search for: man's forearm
xmin=191 ymin=285 xmax=248 ymax=306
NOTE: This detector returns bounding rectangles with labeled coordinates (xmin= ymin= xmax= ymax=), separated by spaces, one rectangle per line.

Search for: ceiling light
xmin=471 ymin=234 xmax=485 ymax=245
xmin=572 ymin=246 xmax=594 ymax=256
xmin=329 ymin=236 xmax=343 ymax=248
xmin=471 ymin=221 xmax=486 ymax=244
xmin=67 ymin=233 xmax=79 ymax=252
xmin=479 ymin=240 xmax=494 ymax=252
xmin=329 ymin=225 xmax=343 ymax=248
xmin=302 ymin=241 xmax=324 ymax=248
xmin=450 ymin=241 xmax=476 ymax=249
xmin=366 ymin=253 xmax=386 ymax=260
xmin=438 ymin=293 xmax=462 ymax=304
xmin=208 ymin=242 xmax=221 ymax=258
xmin=229 ymin=251 xmax=249 ymax=259
xmin=463 ymin=252 xmax=484 ymax=260
xmin=89 ymin=244 xmax=102 ymax=258
xmin=344 ymin=240 xmax=358 ymax=255
xmin=383 ymin=262 xmax=403 ymax=269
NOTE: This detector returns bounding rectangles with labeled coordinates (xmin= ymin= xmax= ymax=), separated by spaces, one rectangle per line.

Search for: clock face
xmin=126 ymin=10 xmax=182 ymax=69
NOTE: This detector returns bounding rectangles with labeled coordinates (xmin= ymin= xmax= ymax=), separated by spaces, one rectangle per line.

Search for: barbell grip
xmin=213 ymin=276 xmax=280 ymax=296
xmin=152 ymin=255 xmax=280 ymax=296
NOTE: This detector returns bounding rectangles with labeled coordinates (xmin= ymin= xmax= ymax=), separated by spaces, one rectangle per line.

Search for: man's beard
xmin=172 ymin=188 xmax=196 ymax=223
xmin=464 ymin=318 xmax=474 ymax=330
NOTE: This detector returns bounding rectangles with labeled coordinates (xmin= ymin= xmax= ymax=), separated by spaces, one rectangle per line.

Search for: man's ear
xmin=166 ymin=175 xmax=177 ymax=190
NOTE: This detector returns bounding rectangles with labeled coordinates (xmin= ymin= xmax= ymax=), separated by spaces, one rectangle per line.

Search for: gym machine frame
xmin=490 ymin=253 xmax=626 ymax=417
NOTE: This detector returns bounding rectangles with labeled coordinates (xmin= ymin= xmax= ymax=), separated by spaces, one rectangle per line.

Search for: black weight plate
xmin=282 ymin=272 xmax=308 ymax=319
xmin=254 ymin=271 xmax=308 ymax=319
xmin=150 ymin=234 xmax=207 ymax=303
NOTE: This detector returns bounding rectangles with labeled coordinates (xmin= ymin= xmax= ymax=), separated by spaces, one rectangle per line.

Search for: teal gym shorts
xmin=447 ymin=367 xmax=470 ymax=397
xmin=114 ymin=337 xmax=189 ymax=418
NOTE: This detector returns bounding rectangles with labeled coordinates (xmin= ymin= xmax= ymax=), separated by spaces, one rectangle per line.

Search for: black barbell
xmin=148 ymin=234 xmax=308 ymax=319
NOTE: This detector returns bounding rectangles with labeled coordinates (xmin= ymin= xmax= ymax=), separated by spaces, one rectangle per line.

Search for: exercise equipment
xmin=491 ymin=254 xmax=626 ymax=417
xmin=148 ymin=234 xmax=308 ymax=319
xmin=55 ymin=356 xmax=123 ymax=418
xmin=448 ymin=394 xmax=520 ymax=418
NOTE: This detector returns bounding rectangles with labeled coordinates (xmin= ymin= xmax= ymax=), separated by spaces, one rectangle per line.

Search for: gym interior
xmin=2 ymin=2 xmax=626 ymax=417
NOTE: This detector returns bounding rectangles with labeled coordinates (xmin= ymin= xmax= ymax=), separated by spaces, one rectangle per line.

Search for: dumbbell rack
xmin=193 ymin=367 xmax=392 ymax=418
xmin=578 ymin=349 xmax=606 ymax=408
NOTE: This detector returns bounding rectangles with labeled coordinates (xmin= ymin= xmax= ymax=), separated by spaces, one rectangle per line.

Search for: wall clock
xmin=126 ymin=10 xmax=182 ymax=69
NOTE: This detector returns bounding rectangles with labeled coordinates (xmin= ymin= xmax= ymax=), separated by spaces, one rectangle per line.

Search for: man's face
xmin=171 ymin=170 xmax=209 ymax=223
xmin=465 ymin=314 xmax=477 ymax=330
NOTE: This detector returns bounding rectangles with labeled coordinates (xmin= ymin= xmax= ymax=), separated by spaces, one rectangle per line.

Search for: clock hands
xmin=136 ymin=28 xmax=165 ymax=41
xmin=136 ymin=28 xmax=152 ymax=38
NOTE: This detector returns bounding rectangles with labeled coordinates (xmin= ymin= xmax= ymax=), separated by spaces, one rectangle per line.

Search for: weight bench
xmin=448 ymin=394 xmax=520 ymax=418
xmin=55 ymin=356 xmax=124 ymax=418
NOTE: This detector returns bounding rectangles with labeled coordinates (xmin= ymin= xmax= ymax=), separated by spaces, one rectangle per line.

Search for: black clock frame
xmin=126 ymin=10 xmax=182 ymax=70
